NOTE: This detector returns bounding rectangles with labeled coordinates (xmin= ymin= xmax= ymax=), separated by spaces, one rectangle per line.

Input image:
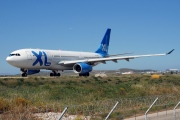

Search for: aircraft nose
xmin=6 ymin=56 xmax=17 ymax=66
xmin=6 ymin=57 xmax=17 ymax=66
xmin=6 ymin=57 xmax=13 ymax=64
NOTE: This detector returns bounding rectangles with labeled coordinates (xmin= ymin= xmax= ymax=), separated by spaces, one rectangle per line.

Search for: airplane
xmin=6 ymin=28 xmax=174 ymax=77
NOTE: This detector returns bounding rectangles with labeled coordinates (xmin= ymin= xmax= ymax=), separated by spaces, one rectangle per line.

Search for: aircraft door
xmin=26 ymin=51 xmax=32 ymax=60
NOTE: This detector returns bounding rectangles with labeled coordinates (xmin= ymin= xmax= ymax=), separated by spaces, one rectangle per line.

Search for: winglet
xmin=166 ymin=49 xmax=174 ymax=55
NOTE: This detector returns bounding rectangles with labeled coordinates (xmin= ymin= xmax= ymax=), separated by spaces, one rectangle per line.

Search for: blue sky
xmin=0 ymin=0 xmax=180 ymax=74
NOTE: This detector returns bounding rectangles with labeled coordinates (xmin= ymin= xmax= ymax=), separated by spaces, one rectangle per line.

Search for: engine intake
xmin=73 ymin=63 xmax=92 ymax=74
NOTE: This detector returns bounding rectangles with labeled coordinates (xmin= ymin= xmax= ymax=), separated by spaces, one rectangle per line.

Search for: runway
xmin=124 ymin=108 xmax=180 ymax=120
xmin=0 ymin=76 xmax=28 ymax=79
xmin=0 ymin=76 xmax=62 ymax=79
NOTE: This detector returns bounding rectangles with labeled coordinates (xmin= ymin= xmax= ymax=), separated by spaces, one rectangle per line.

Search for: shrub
xmin=108 ymin=79 xmax=112 ymax=81
xmin=34 ymin=77 xmax=38 ymax=81
xmin=0 ymin=81 xmax=5 ymax=86
xmin=17 ymin=78 xmax=24 ymax=82
xmin=51 ymin=81 xmax=56 ymax=84
xmin=134 ymin=77 xmax=140 ymax=82
xmin=119 ymin=87 xmax=126 ymax=95
xmin=3 ymin=78 xmax=8 ymax=81
xmin=16 ymin=78 xmax=24 ymax=86
xmin=14 ymin=97 xmax=29 ymax=107
xmin=0 ymin=98 xmax=10 ymax=112
xmin=42 ymin=84 xmax=51 ymax=90
xmin=92 ymin=77 xmax=99 ymax=81
xmin=26 ymin=81 xmax=33 ymax=86
xmin=75 ymin=115 xmax=84 ymax=120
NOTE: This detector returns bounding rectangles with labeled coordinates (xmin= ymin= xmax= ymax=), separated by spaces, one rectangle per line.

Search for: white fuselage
xmin=6 ymin=49 xmax=102 ymax=70
xmin=6 ymin=28 xmax=172 ymax=76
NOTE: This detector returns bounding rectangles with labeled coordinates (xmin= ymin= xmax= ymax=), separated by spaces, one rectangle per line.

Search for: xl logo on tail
xmin=102 ymin=44 xmax=108 ymax=52
xmin=32 ymin=51 xmax=51 ymax=66
xmin=101 ymin=35 xmax=109 ymax=52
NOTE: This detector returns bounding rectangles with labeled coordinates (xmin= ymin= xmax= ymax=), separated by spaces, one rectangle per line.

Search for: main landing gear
xmin=79 ymin=72 xmax=90 ymax=76
xmin=50 ymin=70 xmax=61 ymax=77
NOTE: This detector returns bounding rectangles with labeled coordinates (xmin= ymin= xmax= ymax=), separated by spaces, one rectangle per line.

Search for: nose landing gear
xmin=20 ymin=68 xmax=27 ymax=77
xmin=50 ymin=70 xmax=61 ymax=77
xmin=22 ymin=73 xmax=27 ymax=77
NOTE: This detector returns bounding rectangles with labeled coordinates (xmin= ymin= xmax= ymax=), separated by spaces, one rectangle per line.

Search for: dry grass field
xmin=0 ymin=74 xmax=180 ymax=119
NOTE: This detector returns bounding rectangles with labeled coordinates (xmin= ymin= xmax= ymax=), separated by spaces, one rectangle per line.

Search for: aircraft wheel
xmin=86 ymin=72 xmax=89 ymax=76
xmin=22 ymin=73 xmax=27 ymax=77
xmin=50 ymin=73 xmax=54 ymax=77
xmin=57 ymin=73 xmax=61 ymax=76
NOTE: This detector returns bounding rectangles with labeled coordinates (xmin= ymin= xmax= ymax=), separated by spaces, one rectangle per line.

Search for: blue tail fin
xmin=95 ymin=28 xmax=111 ymax=57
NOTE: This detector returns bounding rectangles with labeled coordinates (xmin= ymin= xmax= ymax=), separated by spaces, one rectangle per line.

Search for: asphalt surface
xmin=125 ymin=108 xmax=180 ymax=120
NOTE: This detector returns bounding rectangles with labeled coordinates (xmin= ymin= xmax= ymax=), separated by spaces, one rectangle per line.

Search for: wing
xmin=58 ymin=49 xmax=174 ymax=65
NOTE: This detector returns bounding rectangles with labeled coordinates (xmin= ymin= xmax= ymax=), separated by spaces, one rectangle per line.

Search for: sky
xmin=0 ymin=0 xmax=180 ymax=74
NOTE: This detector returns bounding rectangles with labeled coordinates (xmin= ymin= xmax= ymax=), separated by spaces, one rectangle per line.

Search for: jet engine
xmin=73 ymin=63 xmax=92 ymax=74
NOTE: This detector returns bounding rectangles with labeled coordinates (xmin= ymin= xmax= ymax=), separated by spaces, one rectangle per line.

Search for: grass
xmin=0 ymin=74 xmax=180 ymax=119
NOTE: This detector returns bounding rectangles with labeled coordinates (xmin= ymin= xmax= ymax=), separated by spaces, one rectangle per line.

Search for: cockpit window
xmin=9 ymin=53 xmax=21 ymax=56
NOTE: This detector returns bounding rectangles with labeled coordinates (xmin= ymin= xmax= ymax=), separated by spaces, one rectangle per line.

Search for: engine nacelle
xmin=27 ymin=70 xmax=40 ymax=75
xmin=73 ymin=63 xmax=92 ymax=74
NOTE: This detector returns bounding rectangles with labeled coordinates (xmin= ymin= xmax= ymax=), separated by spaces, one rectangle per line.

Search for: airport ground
xmin=0 ymin=73 xmax=180 ymax=119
